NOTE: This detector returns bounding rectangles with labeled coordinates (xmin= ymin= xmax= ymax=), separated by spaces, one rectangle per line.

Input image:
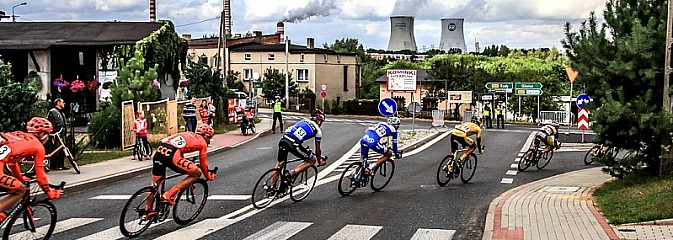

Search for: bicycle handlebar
xmin=23 ymin=172 xmax=66 ymax=189
xmin=209 ymin=167 xmax=218 ymax=174
xmin=50 ymin=181 xmax=66 ymax=190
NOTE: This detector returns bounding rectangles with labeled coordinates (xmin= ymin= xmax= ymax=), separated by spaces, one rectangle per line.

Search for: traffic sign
xmin=321 ymin=84 xmax=327 ymax=91
xmin=408 ymin=102 xmax=421 ymax=114
xmin=485 ymin=82 xmax=513 ymax=90
xmin=516 ymin=89 xmax=543 ymax=96
xmin=378 ymin=98 xmax=397 ymax=117
xmin=576 ymin=93 xmax=591 ymax=109
xmin=481 ymin=95 xmax=493 ymax=101
xmin=320 ymin=90 xmax=327 ymax=98
xmin=565 ymin=67 xmax=578 ymax=84
xmin=578 ymin=109 xmax=589 ymax=130
xmin=253 ymin=82 xmax=264 ymax=88
xmin=515 ymin=82 xmax=543 ymax=90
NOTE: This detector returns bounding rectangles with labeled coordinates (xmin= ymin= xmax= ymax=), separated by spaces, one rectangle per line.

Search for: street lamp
xmin=12 ymin=2 xmax=27 ymax=22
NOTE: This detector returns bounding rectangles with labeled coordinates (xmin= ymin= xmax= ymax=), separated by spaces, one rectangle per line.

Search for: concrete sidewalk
xmin=49 ymin=119 xmax=273 ymax=192
xmin=482 ymin=167 xmax=673 ymax=240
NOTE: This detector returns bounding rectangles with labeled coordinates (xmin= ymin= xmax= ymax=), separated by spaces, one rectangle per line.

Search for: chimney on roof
xmin=182 ymin=34 xmax=192 ymax=41
xmin=276 ymin=22 xmax=285 ymax=40
xmin=234 ymin=33 xmax=241 ymax=38
xmin=253 ymin=31 xmax=262 ymax=37
xmin=149 ymin=0 xmax=156 ymax=22
xmin=307 ymin=38 xmax=314 ymax=49
xmin=0 ymin=11 xmax=7 ymax=22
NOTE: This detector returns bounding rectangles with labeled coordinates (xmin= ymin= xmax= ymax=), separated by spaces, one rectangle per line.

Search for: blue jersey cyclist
xmin=359 ymin=117 xmax=402 ymax=175
xmin=275 ymin=110 xmax=327 ymax=179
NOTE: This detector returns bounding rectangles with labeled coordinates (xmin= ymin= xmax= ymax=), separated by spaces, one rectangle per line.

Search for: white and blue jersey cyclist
xmin=275 ymin=110 xmax=327 ymax=178
xmin=359 ymin=117 xmax=402 ymax=175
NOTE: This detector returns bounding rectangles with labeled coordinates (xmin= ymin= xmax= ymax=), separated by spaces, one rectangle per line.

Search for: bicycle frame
xmin=0 ymin=175 xmax=64 ymax=228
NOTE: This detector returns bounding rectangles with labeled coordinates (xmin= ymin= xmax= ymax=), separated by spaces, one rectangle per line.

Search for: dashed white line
xmin=509 ymin=164 xmax=518 ymax=169
xmin=514 ymin=158 xmax=521 ymax=162
xmin=506 ymin=170 xmax=518 ymax=176
xmin=500 ymin=178 xmax=514 ymax=184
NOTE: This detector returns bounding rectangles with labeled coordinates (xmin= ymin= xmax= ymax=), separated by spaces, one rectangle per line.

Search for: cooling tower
xmin=387 ymin=16 xmax=417 ymax=52
xmin=439 ymin=18 xmax=467 ymax=54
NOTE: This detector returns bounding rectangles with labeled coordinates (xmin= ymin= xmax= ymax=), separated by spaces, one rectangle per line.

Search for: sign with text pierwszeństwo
xmin=387 ymin=69 xmax=417 ymax=92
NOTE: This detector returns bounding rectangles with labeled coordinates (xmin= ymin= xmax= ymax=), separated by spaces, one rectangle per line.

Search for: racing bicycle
xmin=518 ymin=143 xmax=556 ymax=171
xmin=436 ymin=147 xmax=479 ymax=186
xmin=119 ymin=166 xmax=218 ymax=237
xmin=132 ymin=136 xmax=153 ymax=161
xmin=0 ymin=172 xmax=65 ymax=240
xmin=251 ymin=156 xmax=327 ymax=209
xmin=584 ymin=143 xmax=618 ymax=165
xmin=337 ymin=152 xmax=399 ymax=196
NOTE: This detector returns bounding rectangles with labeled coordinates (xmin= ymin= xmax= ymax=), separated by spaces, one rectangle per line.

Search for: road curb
xmin=66 ymin=128 xmax=272 ymax=194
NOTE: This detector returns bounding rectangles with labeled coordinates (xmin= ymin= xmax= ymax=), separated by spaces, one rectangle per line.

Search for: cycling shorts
xmin=360 ymin=137 xmax=388 ymax=159
xmin=450 ymin=134 xmax=475 ymax=152
xmin=152 ymin=143 xmax=199 ymax=177
xmin=277 ymin=137 xmax=314 ymax=163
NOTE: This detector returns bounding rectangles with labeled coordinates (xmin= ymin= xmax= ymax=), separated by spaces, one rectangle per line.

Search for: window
xmin=244 ymin=53 xmax=252 ymax=60
xmin=300 ymin=53 xmax=305 ymax=62
xmin=297 ymin=69 xmax=309 ymax=82
xmin=268 ymin=53 xmax=275 ymax=60
xmin=323 ymin=54 xmax=328 ymax=62
xmin=343 ymin=66 xmax=349 ymax=91
xmin=243 ymin=69 xmax=253 ymax=81
xmin=336 ymin=55 xmax=341 ymax=63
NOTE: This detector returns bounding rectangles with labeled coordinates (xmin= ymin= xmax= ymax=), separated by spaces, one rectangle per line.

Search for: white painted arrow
xmin=382 ymin=101 xmax=394 ymax=113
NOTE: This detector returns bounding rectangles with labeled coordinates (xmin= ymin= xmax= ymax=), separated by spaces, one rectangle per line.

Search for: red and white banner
xmin=578 ymin=109 xmax=589 ymax=130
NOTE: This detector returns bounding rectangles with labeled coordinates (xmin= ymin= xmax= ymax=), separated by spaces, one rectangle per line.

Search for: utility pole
xmin=661 ymin=0 xmax=673 ymax=175
xmin=285 ymin=36 xmax=290 ymax=109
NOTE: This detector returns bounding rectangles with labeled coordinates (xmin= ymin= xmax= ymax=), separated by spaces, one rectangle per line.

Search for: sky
xmin=0 ymin=0 xmax=607 ymax=52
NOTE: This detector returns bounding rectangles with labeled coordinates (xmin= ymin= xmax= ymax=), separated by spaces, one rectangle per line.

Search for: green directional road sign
xmin=485 ymin=82 xmax=513 ymax=90
xmin=515 ymin=82 xmax=543 ymax=90
xmin=253 ymin=82 xmax=264 ymax=88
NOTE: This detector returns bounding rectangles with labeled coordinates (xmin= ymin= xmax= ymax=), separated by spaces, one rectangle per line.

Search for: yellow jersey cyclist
xmin=448 ymin=117 xmax=484 ymax=170
xmin=529 ymin=122 xmax=561 ymax=158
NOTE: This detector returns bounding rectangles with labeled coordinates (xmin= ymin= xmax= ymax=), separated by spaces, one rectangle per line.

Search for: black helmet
xmin=471 ymin=116 xmax=481 ymax=125
xmin=551 ymin=121 xmax=560 ymax=129
xmin=311 ymin=109 xmax=325 ymax=122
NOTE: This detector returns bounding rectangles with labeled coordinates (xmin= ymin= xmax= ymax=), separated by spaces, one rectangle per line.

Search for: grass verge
xmin=77 ymin=151 xmax=133 ymax=166
xmin=594 ymin=174 xmax=673 ymax=224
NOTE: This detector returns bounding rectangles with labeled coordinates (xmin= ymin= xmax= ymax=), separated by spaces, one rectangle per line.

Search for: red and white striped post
xmin=578 ymin=108 xmax=589 ymax=142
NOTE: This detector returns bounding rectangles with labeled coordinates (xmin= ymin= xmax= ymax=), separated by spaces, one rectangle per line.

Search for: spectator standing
xmin=272 ymin=96 xmax=284 ymax=134
xmin=199 ymin=100 xmax=210 ymax=127
xmin=496 ymin=104 xmax=505 ymax=129
xmin=483 ymin=103 xmax=493 ymax=128
xmin=47 ymin=98 xmax=67 ymax=170
xmin=183 ymin=97 xmax=198 ymax=132
xmin=208 ymin=100 xmax=216 ymax=127
xmin=131 ymin=111 xmax=150 ymax=160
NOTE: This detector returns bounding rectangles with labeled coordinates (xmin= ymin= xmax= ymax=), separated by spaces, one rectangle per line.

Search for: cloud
xmin=283 ymin=0 xmax=338 ymax=23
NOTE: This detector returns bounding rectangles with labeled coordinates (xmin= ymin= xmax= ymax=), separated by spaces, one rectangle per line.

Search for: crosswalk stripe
xmin=242 ymin=221 xmax=312 ymax=240
xmin=509 ymin=164 xmax=518 ymax=169
xmin=90 ymin=195 xmax=251 ymax=200
xmin=410 ymin=228 xmax=456 ymax=240
xmin=76 ymin=219 xmax=170 ymax=240
xmin=500 ymin=178 xmax=514 ymax=184
xmin=327 ymin=224 xmax=383 ymax=240
xmin=10 ymin=217 xmax=102 ymax=239
xmin=154 ymin=218 xmax=236 ymax=240
xmin=506 ymin=170 xmax=518 ymax=176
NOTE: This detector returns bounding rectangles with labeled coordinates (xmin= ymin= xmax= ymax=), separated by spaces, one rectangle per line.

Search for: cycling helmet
xmin=26 ymin=117 xmax=53 ymax=135
xmin=471 ymin=116 xmax=481 ymax=125
xmin=196 ymin=123 xmax=214 ymax=138
xmin=311 ymin=109 xmax=325 ymax=122
xmin=387 ymin=117 xmax=401 ymax=126
xmin=551 ymin=121 xmax=560 ymax=129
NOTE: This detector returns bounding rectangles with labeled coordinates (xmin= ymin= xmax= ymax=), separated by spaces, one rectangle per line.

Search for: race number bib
xmin=170 ymin=136 xmax=187 ymax=148
xmin=459 ymin=125 xmax=471 ymax=132
xmin=375 ymin=126 xmax=387 ymax=137
xmin=293 ymin=128 xmax=307 ymax=140
xmin=544 ymin=127 xmax=553 ymax=135
xmin=0 ymin=145 xmax=11 ymax=160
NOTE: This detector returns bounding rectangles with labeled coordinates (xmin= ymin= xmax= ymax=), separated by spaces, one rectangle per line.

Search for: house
xmin=185 ymin=30 xmax=283 ymax=71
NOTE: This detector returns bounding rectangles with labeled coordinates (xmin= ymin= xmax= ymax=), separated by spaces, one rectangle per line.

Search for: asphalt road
xmin=36 ymin=120 xmax=595 ymax=240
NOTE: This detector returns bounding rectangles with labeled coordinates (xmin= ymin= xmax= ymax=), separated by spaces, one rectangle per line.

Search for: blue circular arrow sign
xmin=378 ymin=98 xmax=397 ymax=117
xmin=576 ymin=93 xmax=591 ymax=109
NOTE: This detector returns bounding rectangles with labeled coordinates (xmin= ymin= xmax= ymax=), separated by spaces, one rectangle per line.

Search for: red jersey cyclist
xmin=0 ymin=117 xmax=63 ymax=221
xmin=148 ymin=123 xmax=217 ymax=211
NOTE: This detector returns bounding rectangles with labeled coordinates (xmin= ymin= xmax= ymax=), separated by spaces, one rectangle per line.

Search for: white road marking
xmin=517 ymin=152 xmax=524 ymax=157
xmin=506 ymin=170 xmax=518 ymax=176
xmin=11 ymin=218 xmax=102 ymax=239
xmin=90 ymin=195 xmax=251 ymax=201
xmin=410 ymin=228 xmax=456 ymax=240
xmin=242 ymin=221 xmax=312 ymax=240
xmin=509 ymin=164 xmax=518 ymax=169
xmin=77 ymin=219 xmax=170 ymax=240
xmin=500 ymin=178 xmax=514 ymax=184
xmin=405 ymin=131 xmax=451 ymax=156
xmin=155 ymin=218 xmax=236 ymax=240
xmin=256 ymin=147 xmax=272 ymax=150
xmin=327 ymin=224 xmax=383 ymax=240
xmin=514 ymin=158 xmax=521 ymax=162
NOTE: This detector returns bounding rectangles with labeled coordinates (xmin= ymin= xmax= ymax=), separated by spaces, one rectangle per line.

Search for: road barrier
xmin=430 ymin=110 xmax=446 ymax=130
xmin=463 ymin=111 xmax=475 ymax=123
xmin=539 ymin=111 xmax=569 ymax=126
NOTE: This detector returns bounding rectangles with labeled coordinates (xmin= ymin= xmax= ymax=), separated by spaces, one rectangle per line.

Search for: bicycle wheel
xmin=133 ymin=141 xmax=144 ymax=161
xmin=173 ymin=179 xmax=208 ymax=225
xmin=252 ymin=169 xmax=281 ymax=209
xmin=518 ymin=149 xmax=534 ymax=172
xmin=537 ymin=150 xmax=554 ymax=170
xmin=119 ymin=186 xmax=155 ymax=238
xmin=250 ymin=122 xmax=256 ymax=133
xmin=436 ymin=155 xmax=455 ymax=186
xmin=290 ymin=165 xmax=317 ymax=202
xmin=240 ymin=123 xmax=247 ymax=135
xmin=337 ymin=162 xmax=360 ymax=196
xmin=371 ymin=160 xmax=395 ymax=192
xmin=64 ymin=147 xmax=81 ymax=174
xmin=460 ymin=153 xmax=478 ymax=183
xmin=584 ymin=146 xmax=599 ymax=165
xmin=2 ymin=200 xmax=57 ymax=240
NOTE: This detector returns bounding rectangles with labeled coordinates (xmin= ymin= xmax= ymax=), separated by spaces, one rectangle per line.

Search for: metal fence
xmin=539 ymin=111 xmax=569 ymax=126
xmin=463 ymin=111 xmax=475 ymax=123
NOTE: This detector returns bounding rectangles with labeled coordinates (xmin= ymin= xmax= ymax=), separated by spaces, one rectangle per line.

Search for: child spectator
xmin=131 ymin=111 xmax=150 ymax=160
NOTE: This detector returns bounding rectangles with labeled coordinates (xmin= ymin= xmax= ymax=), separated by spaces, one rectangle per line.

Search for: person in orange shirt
xmin=146 ymin=124 xmax=217 ymax=217
xmin=0 ymin=117 xmax=63 ymax=221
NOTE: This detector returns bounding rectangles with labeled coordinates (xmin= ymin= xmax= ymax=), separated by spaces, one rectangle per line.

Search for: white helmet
xmin=387 ymin=117 xmax=400 ymax=126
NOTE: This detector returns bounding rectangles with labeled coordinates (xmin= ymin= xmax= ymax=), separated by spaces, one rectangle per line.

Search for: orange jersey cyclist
xmin=0 ymin=117 xmax=63 ymax=222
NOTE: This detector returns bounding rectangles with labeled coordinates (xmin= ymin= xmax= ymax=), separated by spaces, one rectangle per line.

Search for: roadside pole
xmin=537 ymin=95 xmax=540 ymax=124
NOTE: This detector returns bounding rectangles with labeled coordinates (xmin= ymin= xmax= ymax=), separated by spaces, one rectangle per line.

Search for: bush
xmin=87 ymin=105 xmax=121 ymax=149
xmin=0 ymin=58 xmax=38 ymax=132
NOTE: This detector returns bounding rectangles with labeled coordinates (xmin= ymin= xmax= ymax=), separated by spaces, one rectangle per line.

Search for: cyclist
xmin=447 ymin=116 xmax=484 ymax=171
xmin=357 ymin=117 xmax=402 ymax=176
xmin=273 ymin=110 xmax=326 ymax=186
xmin=0 ymin=117 xmax=63 ymax=222
xmin=529 ymin=121 xmax=561 ymax=157
xmin=148 ymin=123 xmax=216 ymax=211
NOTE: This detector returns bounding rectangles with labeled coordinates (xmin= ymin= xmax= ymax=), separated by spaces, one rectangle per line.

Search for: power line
xmin=175 ymin=16 xmax=220 ymax=28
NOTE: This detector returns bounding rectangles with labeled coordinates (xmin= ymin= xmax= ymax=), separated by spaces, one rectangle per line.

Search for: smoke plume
xmin=282 ymin=0 xmax=338 ymax=23
xmin=392 ymin=0 xmax=429 ymax=16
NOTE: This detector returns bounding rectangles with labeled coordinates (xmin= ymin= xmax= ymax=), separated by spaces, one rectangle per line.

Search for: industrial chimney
xmin=439 ymin=18 xmax=467 ymax=54
xmin=149 ymin=0 xmax=156 ymax=22
xmin=276 ymin=22 xmax=285 ymax=42
xmin=387 ymin=16 xmax=417 ymax=52
xmin=224 ymin=0 xmax=232 ymax=35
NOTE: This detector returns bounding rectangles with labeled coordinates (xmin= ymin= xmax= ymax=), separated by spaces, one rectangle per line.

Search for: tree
xmin=260 ymin=68 xmax=298 ymax=102
xmin=562 ymin=0 xmax=670 ymax=176
xmin=184 ymin=60 xmax=234 ymax=123
xmin=110 ymin=50 xmax=161 ymax=108
xmin=323 ymin=38 xmax=367 ymax=63
xmin=225 ymin=70 xmax=245 ymax=91
xmin=0 ymin=58 xmax=38 ymax=132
